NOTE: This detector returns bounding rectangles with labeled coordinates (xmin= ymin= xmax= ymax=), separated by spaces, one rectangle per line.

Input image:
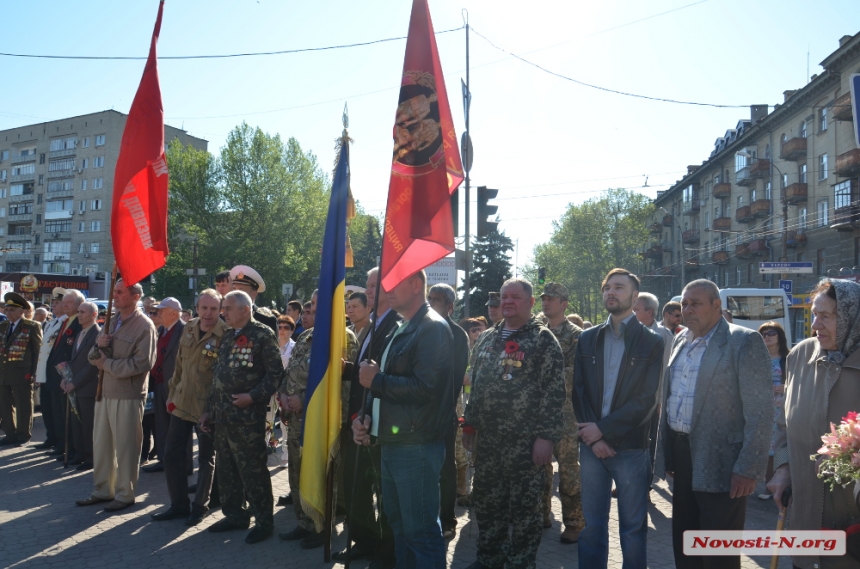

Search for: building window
xmin=90 ymin=242 xmax=100 ymax=254
xmin=9 ymin=202 xmax=33 ymax=215
xmin=45 ymin=220 xmax=72 ymax=233
xmin=800 ymin=120 xmax=807 ymax=138
xmin=736 ymin=266 xmax=742 ymax=286
xmin=0 ymin=207 xmax=5 ymax=217
xmin=819 ymin=107 xmax=828 ymax=132
xmin=91 ymin=199 xmax=102 ymax=210
xmin=704 ymin=211 xmax=710 ymax=229
xmin=0 ymin=169 xmax=6 ymax=181
xmin=819 ymin=154 xmax=828 ymax=180
xmin=38 ymin=174 xmax=44 ymax=185
xmin=48 ymin=158 xmax=75 ymax=172
xmin=93 ymin=156 xmax=104 ymax=168
xmin=37 ymin=194 xmax=43 ymax=205
xmin=36 ymin=213 xmax=41 ymax=225
xmin=47 ymin=180 xmax=74 ymax=193
xmin=0 ymin=189 xmax=5 ymax=199
xmin=817 ymin=200 xmax=829 ymax=226
xmin=49 ymin=137 xmax=77 ymax=152
xmin=46 ymin=198 xmax=74 ymax=214
xmin=90 ymin=221 xmax=101 ymax=232
xmin=737 ymin=196 xmax=745 ymax=209
xmin=92 ymin=178 xmax=103 ymax=189
xmin=80 ymin=179 xmax=87 ymax=191
xmin=748 ymin=263 xmax=754 ymax=283
xmin=799 ymin=207 xmax=808 ymax=230
xmin=12 ymin=163 xmax=35 ymax=176
xmin=77 ymin=222 xmax=85 ymax=233
xmin=799 ymin=164 xmax=807 ymax=184
xmin=82 ymin=137 xmax=90 ymax=148
xmin=95 ymin=135 xmax=105 ymax=146
xmin=782 ymin=174 xmax=789 ymax=189
xmin=724 ymin=271 xmax=729 ymax=288
xmin=765 ymin=182 xmax=772 ymax=200
xmin=77 ymin=243 xmax=85 ymax=254
xmin=39 ymin=154 xmax=45 ymax=164
xmin=835 ymin=180 xmax=853 ymax=211
xmin=80 ymin=158 xmax=88 ymax=170
xmin=817 ymin=248 xmax=826 ymax=275
xmin=1 ymin=150 xmax=8 ymax=160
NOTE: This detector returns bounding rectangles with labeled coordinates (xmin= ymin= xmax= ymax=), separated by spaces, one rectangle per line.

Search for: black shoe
xmin=76 ymin=463 xmax=93 ymax=472
xmin=71 ymin=458 xmax=84 ymax=465
xmin=245 ymin=525 xmax=273 ymax=544
xmin=35 ymin=441 xmax=56 ymax=450
xmin=277 ymin=494 xmax=293 ymax=506
xmin=366 ymin=561 xmax=397 ymax=569
xmin=187 ymin=483 xmax=197 ymax=494
xmin=278 ymin=526 xmax=311 ymax=541
xmin=185 ymin=504 xmax=209 ymax=526
xmin=14 ymin=439 xmax=31 ymax=447
xmin=0 ymin=437 xmax=17 ymax=446
xmin=208 ymin=494 xmax=221 ymax=509
xmin=151 ymin=506 xmax=190 ymax=521
xmin=56 ymin=454 xmax=72 ymax=462
xmin=208 ymin=517 xmax=250 ymax=533
xmin=141 ymin=462 xmax=164 ymax=473
xmin=300 ymin=532 xmax=323 ymax=549
xmin=332 ymin=545 xmax=376 ymax=562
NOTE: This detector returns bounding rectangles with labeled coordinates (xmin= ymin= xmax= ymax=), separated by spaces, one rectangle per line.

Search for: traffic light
xmin=538 ymin=267 xmax=546 ymax=285
xmin=477 ymin=186 xmax=498 ymax=237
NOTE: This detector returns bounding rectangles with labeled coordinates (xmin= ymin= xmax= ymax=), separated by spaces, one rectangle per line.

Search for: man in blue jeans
xmin=353 ymin=270 xmax=455 ymax=569
xmin=573 ymin=268 xmax=665 ymax=569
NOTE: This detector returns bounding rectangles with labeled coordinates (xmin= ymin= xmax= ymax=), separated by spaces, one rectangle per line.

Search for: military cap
xmin=229 ymin=265 xmax=266 ymax=293
xmin=5 ymin=292 xmax=32 ymax=310
xmin=540 ymin=282 xmax=569 ymax=301
xmin=52 ymin=287 xmax=67 ymax=300
xmin=485 ymin=292 xmax=500 ymax=307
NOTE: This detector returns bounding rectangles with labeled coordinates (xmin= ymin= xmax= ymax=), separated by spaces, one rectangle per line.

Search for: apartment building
xmin=643 ymin=32 xmax=860 ymax=328
xmin=0 ymin=110 xmax=207 ymax=279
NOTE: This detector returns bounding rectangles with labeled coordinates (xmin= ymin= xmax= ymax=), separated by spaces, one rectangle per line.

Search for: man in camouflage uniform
xmin=199 ymin=290 xmax=282 ymax=545
xmin=539 ymin=283 xmax=585 ymax=544
xmin=463 ymin=278 xmax=565 ymax=569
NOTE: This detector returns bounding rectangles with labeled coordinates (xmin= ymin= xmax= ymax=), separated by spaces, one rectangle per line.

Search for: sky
xmin=1 ymin=0 xmax=858 ymax=277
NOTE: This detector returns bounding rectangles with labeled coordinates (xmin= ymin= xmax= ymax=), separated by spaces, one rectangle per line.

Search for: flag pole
xmin=94 ymin=263 xmax=118 ymax=402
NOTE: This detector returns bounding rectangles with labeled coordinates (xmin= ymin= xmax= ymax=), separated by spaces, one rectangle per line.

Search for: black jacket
xmin=369 ymin=303 xmax=454 ymax=446
xmin=346 ymin=308 xmax=402 ymax=419
xmin=46 ymin=317 xmax=83 ymax=388
xmin=573 ymin=316 xmax=664 ymax=450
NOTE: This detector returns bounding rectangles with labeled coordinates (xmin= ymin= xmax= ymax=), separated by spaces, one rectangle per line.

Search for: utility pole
xmin=462 ymin=12 xmax=472 ymax=317
xmin=192 ymin=238 xmax=199 ymax=303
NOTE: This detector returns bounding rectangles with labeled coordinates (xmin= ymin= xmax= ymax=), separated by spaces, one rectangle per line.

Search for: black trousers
xmin=165 ymin=415 xmax=213 ymax=510
xmin=70 ymin=395 xmax=95 ymax=465
xmin=439 ymin=427 xmax=457 ymax=531
xmin=671 ymin=430 xmax=747 ymax=569
xmin=153 ymin=381 xmax=171 ymax=461
xmin=50 ymin=384 xmax=74 ymax=456
xmin=40 ymin=384 xmax=57 ymax=445
xmin=142 ymin=413 xmax=156 ymax=461
xmin=341 ymin=431 xmax=395 ymax=565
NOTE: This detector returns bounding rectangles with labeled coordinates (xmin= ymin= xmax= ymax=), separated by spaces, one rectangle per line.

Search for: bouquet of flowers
xmin=811 ymin=411 xmax=860 ymax=490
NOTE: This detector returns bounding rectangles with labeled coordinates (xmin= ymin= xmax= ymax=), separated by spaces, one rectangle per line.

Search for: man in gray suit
xmin=664 ymin=279 xmax=771 ymax=569
xmin=63 ymin=301 xmax=100 ymax=470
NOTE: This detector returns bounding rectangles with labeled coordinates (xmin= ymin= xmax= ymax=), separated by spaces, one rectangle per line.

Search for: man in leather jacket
xmin=573 ymin=268 xmax=664 ymax=569
xmin=353 ymin=270 xmax=454 ymax=569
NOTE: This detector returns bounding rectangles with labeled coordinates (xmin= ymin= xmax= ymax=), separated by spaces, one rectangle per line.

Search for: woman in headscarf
xmin=767 ymin=278 xmax=860 ymax=569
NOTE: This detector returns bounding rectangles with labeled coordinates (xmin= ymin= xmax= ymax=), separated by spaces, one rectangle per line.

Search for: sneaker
xmin=758 ymin=493 xmax=773 ymax=500
xmin=560 ymin=526 xmax=582 ymax=544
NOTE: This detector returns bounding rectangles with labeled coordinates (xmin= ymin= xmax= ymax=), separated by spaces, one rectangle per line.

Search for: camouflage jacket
xmin=464 ymin=316 xmax=565 ymax=443
xmin=205 ymin=318 xmax=283 ymax=424
xmin=548 ymin=319 xmax=583 ymax=415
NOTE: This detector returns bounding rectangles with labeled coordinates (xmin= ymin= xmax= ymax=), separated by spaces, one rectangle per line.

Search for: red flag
xmin=111 ymin=0 xmax=169 ymax=286
xmin=380 ymin=0 xmax=464 ymax=292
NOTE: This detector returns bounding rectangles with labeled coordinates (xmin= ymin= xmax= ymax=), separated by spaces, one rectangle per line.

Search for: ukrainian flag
xmin=300 ymin=136 xmax=353 ymax=530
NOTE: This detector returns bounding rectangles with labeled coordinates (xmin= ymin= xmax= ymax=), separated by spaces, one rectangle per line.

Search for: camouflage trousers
xmin=213 ymin=421 xmax=273 ymax=529
xmin=543 ymin=411 xmax=584 ymax=530
xmin=473 ymin=435 xmax=546 ymax=569
xmin=287 ymin=411 xmax=315 ymax=531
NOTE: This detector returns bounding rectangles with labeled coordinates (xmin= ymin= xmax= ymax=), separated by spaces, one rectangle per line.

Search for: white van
xmin=720 ymin=288 xmax=792 ymax=349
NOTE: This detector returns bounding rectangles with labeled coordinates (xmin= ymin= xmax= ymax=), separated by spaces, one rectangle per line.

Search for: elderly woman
xmin=767 ymin=278 xmax=860 ymax=569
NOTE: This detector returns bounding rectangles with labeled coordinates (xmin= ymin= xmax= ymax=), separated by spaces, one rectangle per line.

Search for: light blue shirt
xmin=667 ymin=324 xmax=719 ymax=433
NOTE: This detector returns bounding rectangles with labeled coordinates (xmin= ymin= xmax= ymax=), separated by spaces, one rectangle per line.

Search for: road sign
xmin=850 ymin=73 xmax=860 ymax=148
xmin=461 ymin=131 xmax=473 ymax=173
xmin=184 ymin=269 xmax=207 ymax=276
xmin=281 ymin=283 xmax=294 ymax=297
xmin=759 ymin=262 xmax=813 ymax=274
xmin=426 ymin=257 xmax=457 ymax=287
xmin=779 ymin=279 xmax=792 ymax=294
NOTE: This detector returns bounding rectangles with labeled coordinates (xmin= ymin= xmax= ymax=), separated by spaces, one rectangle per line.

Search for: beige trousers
xmin=92 ymin=398 xmax=144 ymax=504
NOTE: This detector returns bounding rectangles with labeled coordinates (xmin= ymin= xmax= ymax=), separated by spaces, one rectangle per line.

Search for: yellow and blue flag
xmin=300 ymin=136 xmax=353 ymax=530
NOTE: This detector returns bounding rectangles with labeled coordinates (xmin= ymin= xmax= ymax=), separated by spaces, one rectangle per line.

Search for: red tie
xmin=53 ymin=321 xmax=68 ymax=349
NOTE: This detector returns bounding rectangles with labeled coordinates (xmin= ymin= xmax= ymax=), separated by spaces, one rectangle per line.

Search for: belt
xmin=670 ymin=429 xmax=690 ymax=439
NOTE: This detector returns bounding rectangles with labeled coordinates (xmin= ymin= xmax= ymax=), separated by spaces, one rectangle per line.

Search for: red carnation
xmin=166 ymin=402 xmax=176 ymax=413
xmin=65 ymin=328 xmax=74 ymax=336
xmin=845 ymin=412 xmax=859 ymax=422
xmin=236 ymin=335 xmax=248 ymax=347
xmin=504 ymin=341 xmax=519 ymax=354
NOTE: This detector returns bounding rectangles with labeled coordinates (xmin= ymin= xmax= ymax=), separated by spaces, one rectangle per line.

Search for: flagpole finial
xmin=342 ymin=102 xmax=349 ymax=134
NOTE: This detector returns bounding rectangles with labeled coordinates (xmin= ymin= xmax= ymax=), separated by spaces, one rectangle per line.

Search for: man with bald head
xmin=63 ymin=301 xmax=100 ymax=470
xmin=46 ymin=289 xmax=85 ymax=461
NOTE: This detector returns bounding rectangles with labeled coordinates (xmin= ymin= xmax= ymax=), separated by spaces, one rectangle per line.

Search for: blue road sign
xmin=759 ymin=262 xmax=813 ymax=274
xmin=779 ymin=279 xmax=792 ymax=294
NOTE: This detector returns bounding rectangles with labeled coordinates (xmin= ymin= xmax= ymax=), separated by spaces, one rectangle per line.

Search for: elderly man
xmin=229 ymin=265 xmax=278 ymax=333
xmin=353 ymin=270 xmax=455 ymax=568
xmin=33 ymin=307 xmax=50 ymax=325
xmin=463 ymin=278 xmax=565 ymax=569
xmin=142 ymin=297 xmax=185 ymax=474
xmin=665 ymin=279 xmax=771 ymax=569
xmin=199 ymin=290 xmax=283 ymax=544
xmin=63 ymin=301 xmax=100 ymax=470
xmin=0 ymin=293 xmax=43 ymax=446
xmin=34 ymin=287 xmax=68 ymax=450
xmin=427 ymin=283 xmax=470 ymax=541
xmin=152 ymin=290 xmax=228 ymax=526
xmin=46 ymin=289 xmax=85 ymax=462
xmin=539 ymin=282 xmax=585 ymax=544
xmin=76 ymin=280 xmax=157 ymax=512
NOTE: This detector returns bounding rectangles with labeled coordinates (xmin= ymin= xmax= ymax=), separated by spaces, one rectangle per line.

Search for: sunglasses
xmin=278 ymin=324 xmax=294 ymax=330
xmin=762 ymin=330 xmax=778 ymax=337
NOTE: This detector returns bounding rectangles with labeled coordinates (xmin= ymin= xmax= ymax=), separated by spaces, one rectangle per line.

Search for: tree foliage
xmin=530 ymin=189 xmax=654 ymax=323
xmin=457 ymin=224 xmax=513 ymax=320
xmin=346 ymin=211 xmax=382 ymax=288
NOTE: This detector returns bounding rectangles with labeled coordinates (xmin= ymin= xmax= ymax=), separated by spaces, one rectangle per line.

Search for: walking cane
xmin=63 ymin=395 xmax=71 ymax=468
xmin=769 ymin=487 xmax=792 ymax=569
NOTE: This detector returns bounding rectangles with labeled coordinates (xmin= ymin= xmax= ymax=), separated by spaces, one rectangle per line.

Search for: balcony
xmin=712 ymin=251 xmax=729 ymax=265
xmin=49 ymin=148 xmax=76 ymax=159
xmin=712 ymin=182 xmax=732 ymax=199
xmin=780 ymin=137 xmax=807 ymax=161
xmin=649 ymin=222 xmax=663 ymax=235
xmin=10 ymin=174 xmax=35 ymax=184
xmin=835 ymin=149 xmax=860 ymax=178
xmin=831 ymin=205 xmax=860 ymax=232
xmin=662 ymin=214 xmax=674 ymax=227
xmin=682 ymin=229 xmax=700 ymax=244
xmin=47 ymin=170 xmax=75 ymax=179
xmin=45 ymin=210 xmax=73 ymax=220
xmin=3 ymin=252 xmax=31 ymax=261
xmin=736 ymin=160 xmax=770 ymax=187
xmin=784 ymin=182 xmax=808 ymax=204
xmin=644 ymin=245 xmax=662 ymax=259
xmin=751 ymin=199 xmax=772 ymax=218
xmin=45 ymin=230 xmax=72 ymax=241
xmin=785 ymin=230 xmax=807 ymax=248
xmin=735 ymin=205 xmax=752 ymax=223
xmin=833 ymin=92 xmax=853 ymax=122
xmin=682 ymin=199 xmax=701 ymax=215
xmin=11 ymin=154 xmax=36 ymax=165
xmin=713 ymin=216 xmax=732 ymax=232
xmin=735 ymin=242 xmax=751 ymax=258
xmin=749 ymin=238 xmax=768 ymax=256
xmin=661 ymin=240 xmax=673 ymax=253
xmin=8 ymin=213 xmax=33 ymax=222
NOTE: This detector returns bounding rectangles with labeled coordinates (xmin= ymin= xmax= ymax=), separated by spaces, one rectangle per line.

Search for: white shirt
xmin=280 ymin=339 xmax=295 ymax=369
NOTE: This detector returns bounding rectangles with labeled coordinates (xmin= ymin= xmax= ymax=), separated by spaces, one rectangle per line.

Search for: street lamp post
xmin=658 ymin=206 xmax=685 ymax=293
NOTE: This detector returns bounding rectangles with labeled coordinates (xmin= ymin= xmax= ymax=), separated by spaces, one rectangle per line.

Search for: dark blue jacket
xmin=573 ymin=316 xmax=664 ymax=450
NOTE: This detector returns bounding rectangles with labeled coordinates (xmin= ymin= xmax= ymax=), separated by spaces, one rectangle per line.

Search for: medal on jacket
xmin=202 ymin=339 xmax=219 ymax=359
xmin=229 ymin=335 xmax=254 ymax=368
xmin=500 ymin=340 xmax=524 ymax=380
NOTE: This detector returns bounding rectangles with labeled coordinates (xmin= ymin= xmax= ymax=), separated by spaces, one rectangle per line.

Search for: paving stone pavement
xmin=0 ymin=413 xmax=792 ymax=569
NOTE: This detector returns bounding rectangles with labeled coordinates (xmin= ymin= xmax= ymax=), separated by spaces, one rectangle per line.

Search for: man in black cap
xmin=229 ymin=265 xmax=278 ymax=334
xmin=0 ymin=292 xmax=43 ymax=446
xmin=486 ymin=292 xmax=502 ymax=325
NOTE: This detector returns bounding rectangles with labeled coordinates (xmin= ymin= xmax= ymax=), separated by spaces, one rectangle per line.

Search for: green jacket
xmin=0 ymin=318 xmax=43 ymax=385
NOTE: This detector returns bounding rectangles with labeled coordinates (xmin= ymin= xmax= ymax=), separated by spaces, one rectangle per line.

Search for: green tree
xmin=346 ymin=211 xmax=382 ymax=287
xmin=458 ymin=223 xmax=514 ymax=320
xmin=530 ymin=189 xmax=654 ymax=323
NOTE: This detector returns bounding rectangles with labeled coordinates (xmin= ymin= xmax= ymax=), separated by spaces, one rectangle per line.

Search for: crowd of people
xmin=1 ymin=263 xmax=859 ymax=569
